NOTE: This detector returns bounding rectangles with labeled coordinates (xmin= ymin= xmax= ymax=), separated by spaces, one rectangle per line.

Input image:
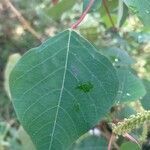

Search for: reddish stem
xmin=71 ymin=0 xmax=95 ymax=29
xmin=123 ymin=133 xmax=141 ymax=148
xmin=102 ymin=0 xmax=115 ymax=28
xmin=108 ymin=134 xmax=114 ymax=150
xmin=52 ymin=0 xmax=59 ymax=5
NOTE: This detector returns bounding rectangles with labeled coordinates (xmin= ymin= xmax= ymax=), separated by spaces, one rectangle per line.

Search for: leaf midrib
xmin=48 ymin=30 xmax=72 ymax=150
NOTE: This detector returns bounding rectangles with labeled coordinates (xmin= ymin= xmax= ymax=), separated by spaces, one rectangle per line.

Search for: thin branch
xmin=97 ymin=121 xmax=119 ymax=150
xmin=52 ymin=0 xmax=59 ymax=5
xmin=123 ymin=133 xmax=141 ymax=148
xmin=71 ymin=0 xmax=95 ymax=29
xmin=102 ymin=0 xmax=115 ymax=28
xmin=4 ymin=0 xmax=42 ymax=41
xmin=108 ymin=134 xmax=114 ymax=150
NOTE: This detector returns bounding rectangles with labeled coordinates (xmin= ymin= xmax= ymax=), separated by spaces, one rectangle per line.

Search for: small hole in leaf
xmin=76 ymin=81 xmax=93 ymax=93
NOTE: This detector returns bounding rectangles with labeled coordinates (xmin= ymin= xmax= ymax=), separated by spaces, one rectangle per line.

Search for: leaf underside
xmin=10 ymin=29 xmax=119 ymax=150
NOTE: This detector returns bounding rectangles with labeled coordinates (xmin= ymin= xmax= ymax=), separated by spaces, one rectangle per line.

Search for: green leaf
xmin=120 ymin=142 xmax=140 ymax=150
xmin=100 ymin=0 xmax=118 ymax=27
xmin=112 ymin=105 xmax=136 ymax=120
xmin=10 ymin=29 xmax=119 ymax=150
xmin=100 ymin=47 xmax=134 ymax=66
xmin=116 ymin=67 xmax=146 ymax=102
xmin=128 ymin=32 xmax=150 ymax=43
xmin=72 ymin=135 xmax=108 ymax=150
xmin=123 ymin=0 xmax=150 ymax=27
xmin=46 ymin=0 xmax=76 ymax=20
xmin=99 ymin=47 xmax=145 ymax=102
xmin=117 ymin=0 xmax=129 ymax=27
xmin=83 ymin=0 xmax=102 ymax=12
xmin=80 ymin=27 xmax=99 ymax=42
xmin=140 ymin=79 xmax=150 ymax=110
xmin=100 ymin=0 xmax=118 ymax=15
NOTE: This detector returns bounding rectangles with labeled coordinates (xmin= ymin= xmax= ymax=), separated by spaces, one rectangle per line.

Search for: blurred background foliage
xmin=0 ymin=0 xmax=149 ymax=149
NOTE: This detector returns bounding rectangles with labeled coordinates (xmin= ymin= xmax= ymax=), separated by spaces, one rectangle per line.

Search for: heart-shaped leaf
xmin=112 ymin=105 xmax=136 ymax=120
xmin=117 ymin=1 xmax=129 ymax=27
xmin=10 ymin=29 xmax=119 ymax=150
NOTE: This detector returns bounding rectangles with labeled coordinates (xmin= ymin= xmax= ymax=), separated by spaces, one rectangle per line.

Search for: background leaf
xmin=140 ymin=79 xmax=150 ymax=110
xmin=46 ymin=0 xmax=76 ymax=20
xmin=116 ymin=67 xmax=146 ymax=102
xmin=123 ymin=0 xmax=150 ymax=27
xmin=117 ymin=0 xmax=129 ymax=27
xmin=83 ymin=0 xmax=102 ymax=12
xmin=72 ymin=135 xmax=108 ymax=150
xmin=112 ymin=105 xmax=136 ymax=120
xmin=100 ymin=47 xmax=145 ymax=102
xmin=120 ymin=141 xmax=140 ymax=150
xmin=10 ymin=29 xmax=119 ymax=150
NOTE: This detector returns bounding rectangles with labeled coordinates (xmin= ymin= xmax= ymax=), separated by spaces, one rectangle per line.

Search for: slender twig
xmin=52 ymin=0 xmax=59 ymax=5
xmin=123 ymin=133 xmax=141 ymax=148
xmin=108 ymin=134 xmax=114 ymax=150
xmin=4 ymin=0 xmax=42 ymax=41
xmin=71 ymin=0 xmax=95 ymax=29
xmin=101 ymin=132 xmax=119 ymax=150
xmin=102 ymin=0 xmax=115 ymax=28
xmin=97 ymin=121 xmax=119 ymax=150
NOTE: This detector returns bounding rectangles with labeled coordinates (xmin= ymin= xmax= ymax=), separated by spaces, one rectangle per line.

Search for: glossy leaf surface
xmin=10 ymin=29 xmax=119 ymax=150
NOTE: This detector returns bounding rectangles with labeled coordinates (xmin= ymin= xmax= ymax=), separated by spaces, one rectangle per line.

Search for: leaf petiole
xmin=71 ymin=0 xmax=95 ymax=29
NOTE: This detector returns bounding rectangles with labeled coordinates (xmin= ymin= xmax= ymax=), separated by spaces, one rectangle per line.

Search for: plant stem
xmin=108 ymin=134 xmax=114 ymax=150
xmin=123 ymin=133 xmax=141 ymax=148
xmin=5 ymin=0 xmax=42 ymax=41
xmin=52 ymin=0 xmax=59 ymax=5
xmin=71 ymin=0 xmax=95 ymax=29
xmin=102 ymin=0 xmax=115 ymax=28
